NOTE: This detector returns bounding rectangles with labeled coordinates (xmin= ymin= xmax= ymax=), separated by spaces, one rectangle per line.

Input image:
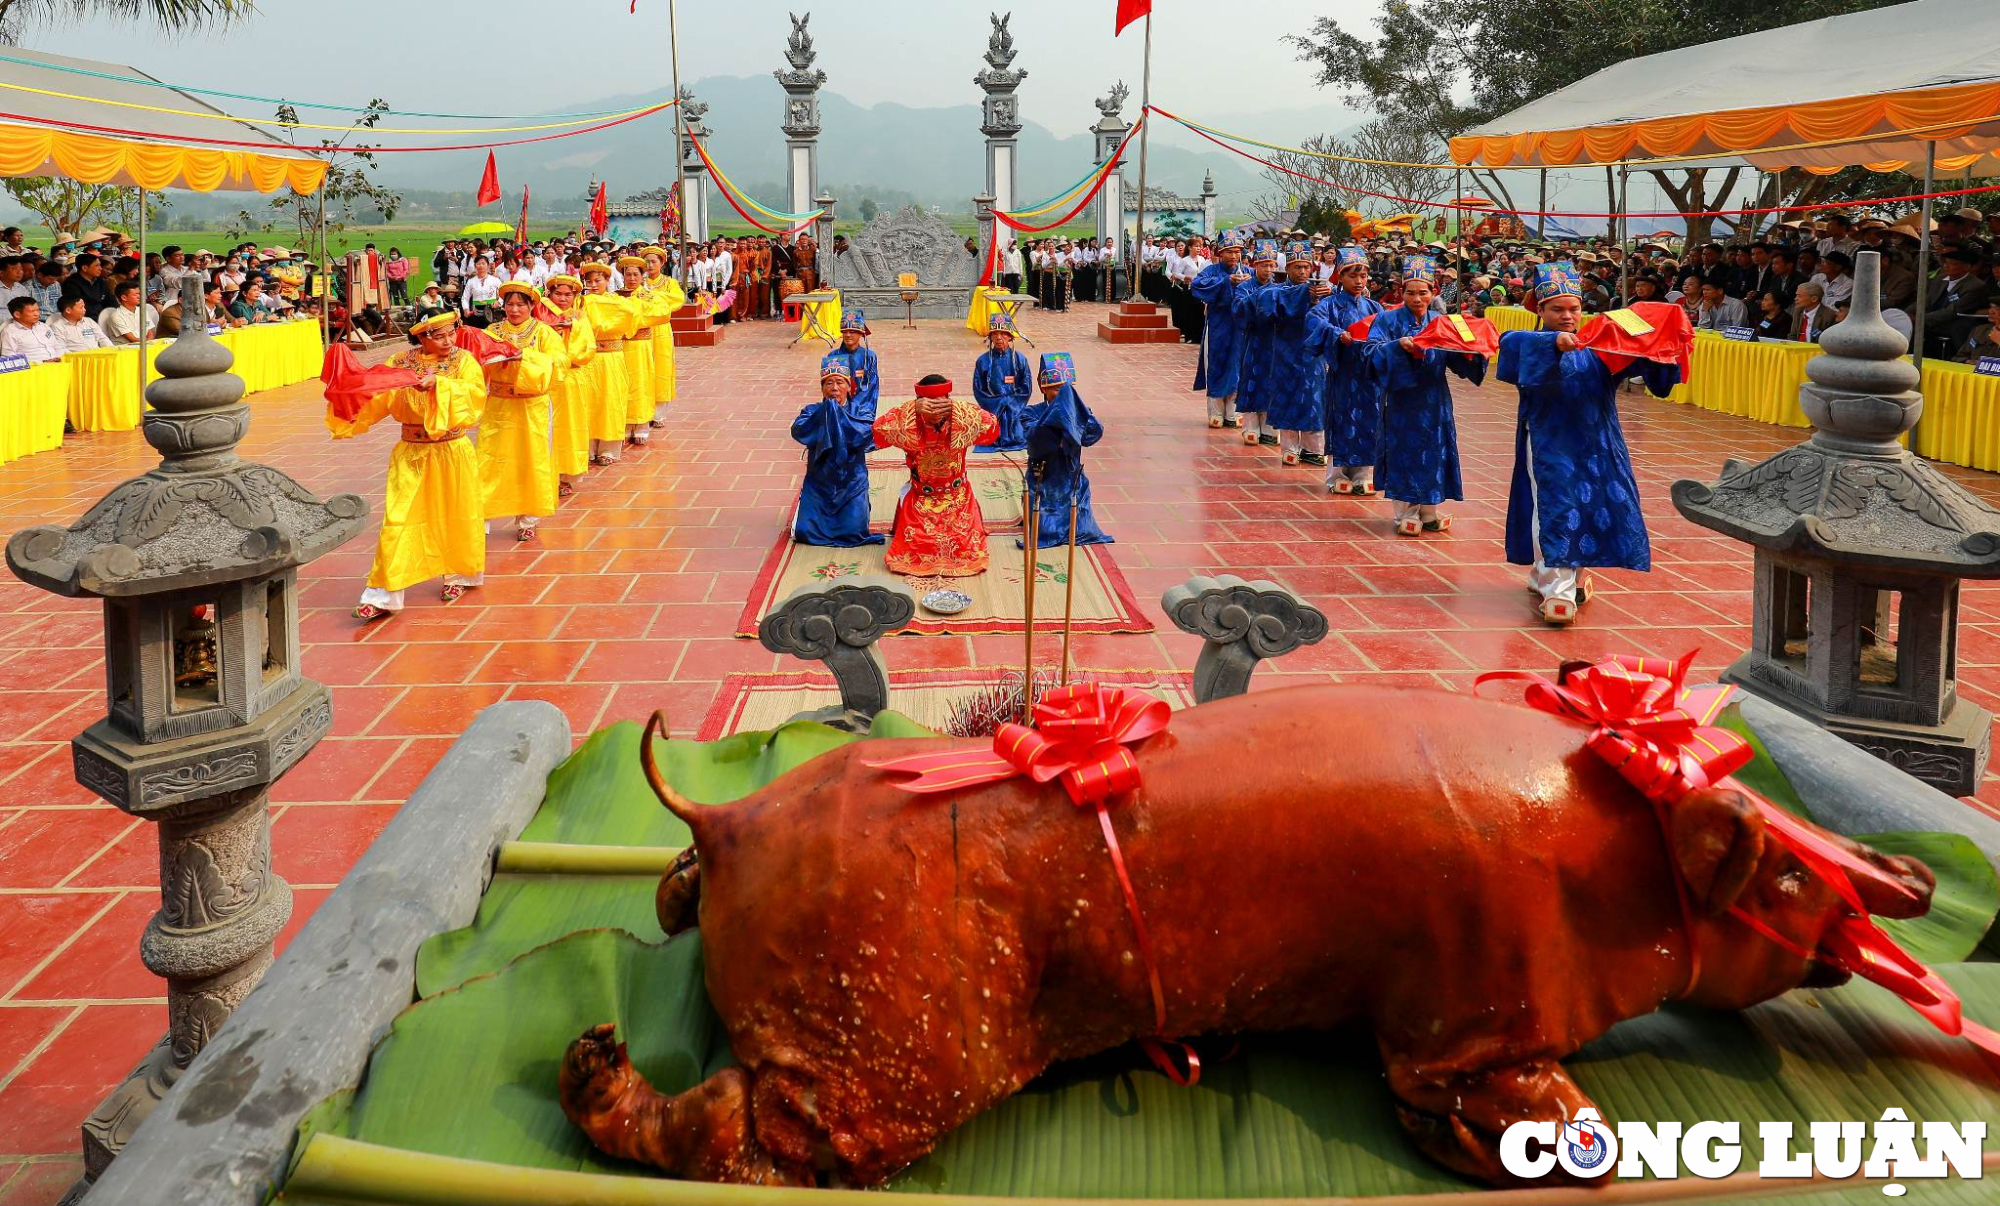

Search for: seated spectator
xmin=1752 ymin=290 xmax=1792 ymax=340
xmin=1628 ymin=273 xmax=1665 ymax=303
xmin=0 ymin=296 xmax=59 ymax=363
xmin=1811 ymin=251 xmax=1855 ymax=308
xmin=1926 ymin=248 xmax=1992 ymax=358
xmin=229 ymin=280 xmax=280 ymax=324
xmin=1956 ymin=297 xmax=2000 ymax=364
xmin=353 ymin=303 xmax=388 ymax=338
xmin=30 ymin=260 xmax=63 ymax=315
xmin=1693 ymin=274 xmax=1748 ymax=330
xmin=1790 ymin=281 xmax=1838 ymax=343
xmin=48 ymin=293 xmax=113 ymax=353
xmin=98 ymin=282 xmax=159 ymax=344
xmin=1766 ymin=248 xmax=1805 ymax=309
xmin=412 ymin=281 xmax=450 ymax=323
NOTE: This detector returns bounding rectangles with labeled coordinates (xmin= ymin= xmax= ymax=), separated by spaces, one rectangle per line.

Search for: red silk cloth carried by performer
xmin=1345 ymin=313 xmax=1377 ymax=341
xmin=454 ymin=324 xmax=520 ymax=365
xmin=320 ymin=343 xmax=417 ymax=423
xmin=1408 ymin=312 xmax=1501 ymax=357
xmin=1476 ymin=653 xmax=2000 ymax=1058
xmin=866 ymin=684 xmax=1202 ymax=1081
xmin=1578 ymin=300 xmax=1695 ymax=380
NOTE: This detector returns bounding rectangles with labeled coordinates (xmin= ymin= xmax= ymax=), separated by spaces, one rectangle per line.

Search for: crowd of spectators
xmin=0 ymin=225 xmax=324 ymax=365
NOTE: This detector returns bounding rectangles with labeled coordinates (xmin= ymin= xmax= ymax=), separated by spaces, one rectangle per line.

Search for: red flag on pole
xmin=515 ymin=185 xmax=531 ymax=244
xmin=1114 ymin=0 xmax=1151 ymax=35
xmin=476 ymin=151 xmax=501 ymax=207
xmin=590 ymin=181 xmax=609 ymax=237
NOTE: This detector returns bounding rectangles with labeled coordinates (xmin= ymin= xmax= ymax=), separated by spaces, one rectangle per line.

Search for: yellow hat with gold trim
xmin=411 ymin=310 xmax=460 ymax=337
xmin=579 ymin=261 xmax=614 ymax=278
xmin=641 ymin=245 xmax=669 ymax=261
xmin=495 ymin=280 xmax=541 ymax=303
xmin=544 ymin=273 xmax=582 ymax=291
xmin=616 ymin=254 xmax=645 ymax=270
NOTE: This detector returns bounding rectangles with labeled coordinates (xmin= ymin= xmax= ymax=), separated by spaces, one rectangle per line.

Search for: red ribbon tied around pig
xmin=865 ymin=685 xmax=1203 ymax=1082
xmin=1477 ymin=652 xmax=2000 ymax=1058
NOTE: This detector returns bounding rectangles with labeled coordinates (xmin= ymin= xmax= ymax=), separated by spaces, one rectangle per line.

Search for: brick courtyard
xmin=2 ymin=304 xmax=1999 ymax=1200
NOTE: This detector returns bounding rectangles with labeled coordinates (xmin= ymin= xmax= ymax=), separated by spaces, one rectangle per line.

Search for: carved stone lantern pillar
xmin=5 ymin=277 xmax=365 ymax=1184
xmin=1671 ymin=250 xmax=2000 ymax=795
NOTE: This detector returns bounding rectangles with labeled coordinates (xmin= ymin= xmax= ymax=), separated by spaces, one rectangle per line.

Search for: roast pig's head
xmin=1666 ymin=785 xmax=1935 ymax=1009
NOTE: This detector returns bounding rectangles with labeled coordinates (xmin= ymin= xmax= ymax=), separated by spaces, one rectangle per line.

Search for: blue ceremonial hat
xmin=819 ymin=353 xmax=855 ymax=382
xmin=1534 ymin=261 xmax=1583 ymax=302
xmin=1037 ymin=351 xmax=1076 ymax=387
xmin=987 ymin=312 xmax=1015 ymax=335
xmin=1335 ymin=246 xmax=1367 ymax=269
xmin=839 ymin=308 xmax=869 ymax=334
xmin=1250 ymin=238 xmax=1280 ymax=264
xmin=1218 ymin=232 xmax=1245 ymax=250
xmin=1403 ymin=256 xmax=1438 ymax=285
xmin=1285 ymin=238 xmax=1313 ymax=262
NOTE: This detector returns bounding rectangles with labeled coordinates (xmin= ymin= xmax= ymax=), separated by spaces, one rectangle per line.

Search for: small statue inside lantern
xmin=172 ymin=603 xmax=219 ymax=693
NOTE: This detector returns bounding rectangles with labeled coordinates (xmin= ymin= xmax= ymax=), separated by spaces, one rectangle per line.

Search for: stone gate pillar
xmin=1090 ymin=82 xmax=1130 ymax=248
xmin=775 ymin=13 xmax=826 ymax=217
xmin=975 ymin=12 xmax=1025 ymax=213
xmin=677 ymin=88 xmax=712 ymax=243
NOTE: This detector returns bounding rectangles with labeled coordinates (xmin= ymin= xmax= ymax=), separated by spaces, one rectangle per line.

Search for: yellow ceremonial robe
xmin=548 ymin=304 xmax=595 ymax=476
xmin=616 ymin=289 xmax=656 ymax=426
xmin=579 ymin=293 xmax=636 ymax=443
xmin=639 ymin=275 xmax=688 ymax=404
xmin=328 ymin=346 xmax=486 ymax=592
xmin=480 ymin=317 xmax=564 ymax=519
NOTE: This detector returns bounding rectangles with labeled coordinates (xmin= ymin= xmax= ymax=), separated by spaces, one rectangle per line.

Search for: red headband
xmin=915 ymin=380 xmax=953 ymax=399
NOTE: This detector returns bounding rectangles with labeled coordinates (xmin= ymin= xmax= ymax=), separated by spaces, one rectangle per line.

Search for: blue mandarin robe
xmin=971 ymin=346 xmax=1031 ymax=452
xmin=1305 ymin=288 xmax=1386 ymax=467
xmin=790 ymin=394 xmax=884 ymax=547
xmin=1360 ymin=305 xmax=1487 ymax=506
xmin=822 ymin=345 xmax=881 ymax=412
xmin=1022 ymin=385 xmax=1112 ymax=548
xmin=1496 ymin=331 xmax=1679 ymax=571
xmin=1256 ymin=282 xmax=1325 ymax=432
xmin=1189 ymin=262 xmax=1254 ymax=399
xmin=1233 ymin=280 xmax=1279 ymax=416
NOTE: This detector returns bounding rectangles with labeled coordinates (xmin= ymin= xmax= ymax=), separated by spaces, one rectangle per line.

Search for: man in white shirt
xmin=0 ymin=257 xmax=31 ymax=307
xmin=711 ymin=243 xmax=734 ymax=298
xmin=48 ymin=294 xmax=113 ymax=353
xmin=1814 ymin=214 xmax=1859 ymax=263
xmin=156 ymin=245 xmax=192 ymax=297
xmin=0 ymin=297 xmax=60 ymax=362
xmin=1811 ymin=251 xmax=1855 ymax=309
xmin=98 ymin=283 xmax=159 ymax=343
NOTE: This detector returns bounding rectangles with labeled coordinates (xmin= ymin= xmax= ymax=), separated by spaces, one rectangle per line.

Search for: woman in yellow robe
xmin=579 ymin=261 xmax=635 ymax=465
xmin=479 ymin=282 xmax=565 ymax=540
xmin=639 ymin=245 xmax=689 ymax=432
xmin=543 ymin=273 xmax=596 ymax=497
xmin=614 ymin=253 xmax=658 ymax=444
xmin=328 ymin=311 xmax=486 ymax=621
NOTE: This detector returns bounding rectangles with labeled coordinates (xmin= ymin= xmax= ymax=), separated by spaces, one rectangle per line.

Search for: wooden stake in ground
xmin=1021 ymin=467 xmax=1040 ymax=723
xmin=1059 ymin=487 xmax=1079 ymax=687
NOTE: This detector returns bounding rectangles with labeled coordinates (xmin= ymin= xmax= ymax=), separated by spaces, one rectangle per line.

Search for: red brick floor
xmin=5 ymin=305 xmax=2000 ymax=1196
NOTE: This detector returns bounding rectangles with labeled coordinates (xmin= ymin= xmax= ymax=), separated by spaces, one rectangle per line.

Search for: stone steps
xmin=671 ymin=305 xmax=723 ymax=347
xmin=1097 ymin=302 xmax=1180 ymax=345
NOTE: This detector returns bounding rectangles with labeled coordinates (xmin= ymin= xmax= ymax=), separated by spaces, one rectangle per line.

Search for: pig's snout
xmin=1851 ymin=848 xmax=1935 ymax=921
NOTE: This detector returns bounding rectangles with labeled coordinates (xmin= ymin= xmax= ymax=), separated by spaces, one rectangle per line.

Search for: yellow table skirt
xmin=64 ymin=343 xmax=163 ymax=432
xmin=965 ymin=286 xmax=1013 ymax=336
xmin=1665 ymin=330 xmax=1821 ymax=428
xmin=1485 ymin=305 xmax=1539 ymax=334
xmin=0 ymin=361 xmax=71 ymax=464
xmin=218 ymin=321 xmax=324 ymax=394
xmin=1913 ymin=359 xmax=2000 ymax=471
xmin=798 ymin=288 xmax=841 ymax=347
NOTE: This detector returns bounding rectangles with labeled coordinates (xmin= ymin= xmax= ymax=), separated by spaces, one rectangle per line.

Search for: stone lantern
xmin=1671 ymin=250 xmax=2000 ymax=795
xmin=5 ymin=277 xmax=365 ymax=1184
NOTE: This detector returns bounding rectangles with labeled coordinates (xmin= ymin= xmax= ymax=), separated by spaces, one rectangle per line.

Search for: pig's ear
xmin=1667 ymin=787 xmax=1767 ymax=914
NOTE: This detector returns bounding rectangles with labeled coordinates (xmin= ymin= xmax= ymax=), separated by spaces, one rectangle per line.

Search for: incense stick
xmin=1059 ymin=487 xmax=1079 ymax=687
xmin=1021 ymin=467 xmax=1039 ymax=723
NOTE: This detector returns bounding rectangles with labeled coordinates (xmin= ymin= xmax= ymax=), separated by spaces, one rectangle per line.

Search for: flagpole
xmin=668 ymin=0 xmax=691 ymax=284
xmin=1127 ymin=11 xmax=1152 ymax=301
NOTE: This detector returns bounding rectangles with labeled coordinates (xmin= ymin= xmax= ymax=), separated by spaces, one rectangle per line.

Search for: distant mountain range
xmin=363 ymin=75 xmax=1355 ymax=213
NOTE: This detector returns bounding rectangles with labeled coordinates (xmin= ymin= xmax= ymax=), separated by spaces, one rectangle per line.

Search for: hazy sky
xmin=15 ymin=0 xmax=1378 ymax=130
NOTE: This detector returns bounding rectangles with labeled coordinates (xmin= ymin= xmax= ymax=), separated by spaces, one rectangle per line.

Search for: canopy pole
xmin=1537 ymin=169 xmax=1547 ymax=241
xmin=316 ymin=182 xmax=329 ymax=348
xmin=668 ymin=0 xmax=690 ymax=285
xmin=1617 ymin=167 xmax=1630 ymax=304
xmin=1453 ymin=166 xmax=1463 ymax=284
xmin=1128 ymin=12 xmax=1153 ymax=301
xmin=1912 ymin=140 xmax=1937 ymax=374
xmin=136 ymin=186 xmax=147 ymax=412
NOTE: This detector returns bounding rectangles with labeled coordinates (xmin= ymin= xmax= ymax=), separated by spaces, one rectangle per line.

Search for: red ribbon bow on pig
xmin=1478 ymin=652 xmax=2000 ymax=1058
xmin=867 ymin=685 xmax=1202 ymax=1082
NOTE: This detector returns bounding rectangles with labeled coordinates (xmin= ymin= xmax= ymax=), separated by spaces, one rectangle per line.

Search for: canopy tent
xmin=1450 ymin=0 xmax=2000 ymax=176
xmin=0 ymin=46 xmax=325 ymax=193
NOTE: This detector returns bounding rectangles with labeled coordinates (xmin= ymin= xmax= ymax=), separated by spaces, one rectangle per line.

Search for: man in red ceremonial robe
xmin=873 ymin=373 xmax=1000 ymax=577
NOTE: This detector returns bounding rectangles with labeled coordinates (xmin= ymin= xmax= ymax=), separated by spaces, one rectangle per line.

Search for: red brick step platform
xmin=671 ymin=304 xmax=722 ymax=348
xmin=1096 ymin=300 xmax=1180 ymax=345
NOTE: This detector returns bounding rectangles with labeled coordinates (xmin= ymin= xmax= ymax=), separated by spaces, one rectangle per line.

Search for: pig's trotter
xmin=1385 ymin=1055 xmax=1599 ymax=1187
xmin=559 ymin=1024 xmax=812 ymax=1186
xmin=656 ymin=848 xmax=701 ymax=936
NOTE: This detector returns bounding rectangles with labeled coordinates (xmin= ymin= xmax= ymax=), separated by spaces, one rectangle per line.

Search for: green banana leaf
xmin=286 ymin=924 xmax=2000 ymax=1202
xmin=1859 ymin=832 xmax=2000 ymax=964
